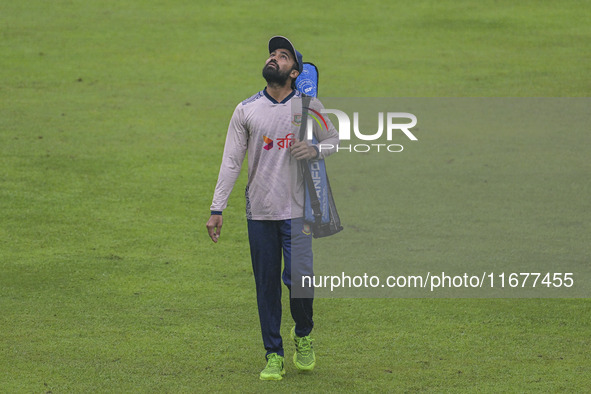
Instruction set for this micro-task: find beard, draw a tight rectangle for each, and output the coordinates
[262,62,291,86]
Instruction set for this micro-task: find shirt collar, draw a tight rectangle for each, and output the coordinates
[263,87,297,104]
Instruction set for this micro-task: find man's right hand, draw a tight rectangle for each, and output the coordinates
[206,215,223,243]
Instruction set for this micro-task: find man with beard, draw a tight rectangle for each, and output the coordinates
[206,36,339,380]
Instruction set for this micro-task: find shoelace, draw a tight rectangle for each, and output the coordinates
[267,354,282,368]
[296,336,314,356]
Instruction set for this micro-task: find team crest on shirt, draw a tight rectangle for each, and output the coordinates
[292,114,302,126]
[302,224,312,235]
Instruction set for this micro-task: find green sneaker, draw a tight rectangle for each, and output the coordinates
[291,327,316,371]
[259,353,286,381]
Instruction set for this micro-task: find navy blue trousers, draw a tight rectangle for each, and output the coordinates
[247,218,314,358]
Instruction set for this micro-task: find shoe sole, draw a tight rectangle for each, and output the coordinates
[259,369,286,381]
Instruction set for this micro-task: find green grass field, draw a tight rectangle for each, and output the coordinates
[1,0,590,391]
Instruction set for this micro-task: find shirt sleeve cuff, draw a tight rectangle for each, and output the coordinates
[210,211,223,215]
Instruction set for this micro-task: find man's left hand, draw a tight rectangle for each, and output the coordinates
[290,141,318,160]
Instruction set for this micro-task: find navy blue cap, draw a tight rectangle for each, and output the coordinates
[268,36,303,75]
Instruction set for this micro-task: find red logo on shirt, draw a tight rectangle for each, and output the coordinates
[262,133,297,151]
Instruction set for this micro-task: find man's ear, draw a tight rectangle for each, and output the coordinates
[290,69,300,80]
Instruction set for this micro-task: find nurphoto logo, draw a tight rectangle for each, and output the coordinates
[308,109,418,153]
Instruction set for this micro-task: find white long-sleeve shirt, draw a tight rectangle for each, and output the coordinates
[210,88,339,220]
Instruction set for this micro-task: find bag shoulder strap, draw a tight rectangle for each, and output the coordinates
[298,95,322,224]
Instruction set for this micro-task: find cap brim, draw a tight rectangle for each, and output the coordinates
[269,36,296,58]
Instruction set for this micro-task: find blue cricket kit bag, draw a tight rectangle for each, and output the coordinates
[296,63,343,238]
